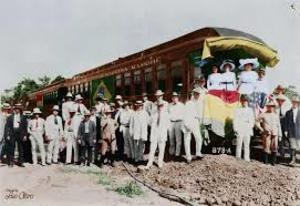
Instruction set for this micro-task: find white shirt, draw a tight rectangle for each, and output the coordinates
[221,72,236,91]
[293,108,299,123]
[45,114,64,139]
[255,77,269,94]
[207,73,223,90]
[233,106,255,136]
[143,100,153,116]
[238,71,258,94]
[84,121,90,133]
[74,103,88,116]
[95,102,104,115]
[150,110,170,142]
[28,118,45,134]
[152,100,169,114]
[0,113,7,141]
[62,101,74,121]
[13,114,20,129]
[168,102,185,121]
[129,110,150,141]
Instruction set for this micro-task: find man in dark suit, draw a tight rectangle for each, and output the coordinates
[4,104,28,167]
[77,111,96,166]
[90,106,101,164]
[284,96,300,164]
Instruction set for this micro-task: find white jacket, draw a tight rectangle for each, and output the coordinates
[73,103,88,116]
[64,116,76,139]
[129,110,150,141]
[62,101,74,121]
[183,98,204,131]
[0,113,7,141]
[45,115,63,140]
[28,118,45,136]
[150,111,170,143]
[233,106,255,136]
[120,109,134,133]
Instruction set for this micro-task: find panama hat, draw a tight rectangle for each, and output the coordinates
[291,96,300,103]
[239,58,259,70]
[2,103,10,110]
[142,92,148,97]
[115,95,122,100]
[14,103,23,110]
[33,108,42,114]
[135,100,144,106]
[84,110,91,116]
[23,111,32,116]
[75,94,83,101]
[123,100,129,106]
[220,59,236,71]
[154,90,164,96]
[104,108,114,114]
[265,100,277,107]
[275,94,286,101]
[192,87,202,94]
[172,92,179,96]
[65,92,73,98]
[52,105,60,111]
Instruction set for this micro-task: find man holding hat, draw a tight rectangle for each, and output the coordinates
[64,106,79,164]
[77,110,96,166]
[0,103,11,163]
[146,100,171,169]
[28,108,46,166]
[130,100,150,165]
[233,95,255,162]
[220,59,237,91]
[99,108,118,167]
[62,92,74,122]
[45,105,64,164]
[168,92,185,157]
[284,96,300,164]
[182,87,204,163]
[256,100,282,165]
[4,103,28,167]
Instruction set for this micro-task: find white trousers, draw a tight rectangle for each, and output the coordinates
[29,132,46,165]
[123,128,134,158]
[65,132,79,163]
[147,140,166,168]
[236,134,251,162]
[184,125,203,161]
[47,137,60,163]
[168,121,183,156]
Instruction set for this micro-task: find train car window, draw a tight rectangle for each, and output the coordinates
[144,67,153,94]
[171,61,183,93]
[115,74,122,95]
[157,64,166,91]
[134,70,142,95]
[124,72,131,96]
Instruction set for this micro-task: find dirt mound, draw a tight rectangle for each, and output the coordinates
[132,155,300,206]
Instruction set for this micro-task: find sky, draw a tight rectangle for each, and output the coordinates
[0,0,299,93]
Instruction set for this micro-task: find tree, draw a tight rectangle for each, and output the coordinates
[51,75,65,84]
[13,78,40,101]
[38,75,51,87]
[285,85,299,100]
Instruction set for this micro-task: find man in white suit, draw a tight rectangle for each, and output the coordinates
[62,92,74,122]
[28,108,46,166]
[146,101,170,169]
[45,105,64,164]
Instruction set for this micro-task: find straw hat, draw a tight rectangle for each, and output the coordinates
[65,92,73,98]
[52,105,60,111]
[2,103,10,110]
[14,103,23,110]
[135,100,144,106]
[172,92,179,96]
[265,100,277,107]
[192,87,202,94]
[33,108,42,114]
[275,94,286,101]
[84,110,91,116]
[291,96,300,103]
[75,94,83,101]
[239,58,259,70]
[115,95,122,100]
[220,59,235,71]
[154,90,164,96]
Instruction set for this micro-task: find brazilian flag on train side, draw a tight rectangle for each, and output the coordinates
[91,76,115,105]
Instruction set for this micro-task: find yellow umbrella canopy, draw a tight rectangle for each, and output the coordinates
[202,36,279,68]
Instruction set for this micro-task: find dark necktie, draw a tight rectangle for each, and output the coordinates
[157,111,161,126]
[54,116,58,125]
[78,105,81,113]
[280,107,283,117]
[35,119,39,128]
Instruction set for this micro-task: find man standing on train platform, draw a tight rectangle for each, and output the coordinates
[94,93,104,116]
[275,94,289,158]
[182,88,204,163]
[64,107,79,165]
[152,90,169,114]
[23,110,33,163]
[233,95,255,162]
[168,92,185,158]
[4,103,28,167]
[62,92,74,122]
[142,92,153,116]
[77,110,97,166]
[130,100,150,165]
[120,101,134,161]
[284,96,300,165]
[0,103,11,164]
[114,96,124,160]
[28,108,46,166]
[74,94,88,116]
[90,106,101,164]
[45,105,64,164]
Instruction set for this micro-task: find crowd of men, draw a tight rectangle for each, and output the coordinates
[0,57,299,169]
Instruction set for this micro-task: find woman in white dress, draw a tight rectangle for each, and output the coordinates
[237,58,259,95]
[220,59,237,91]
[207,64,223,91]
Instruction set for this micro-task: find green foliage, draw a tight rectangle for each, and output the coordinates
[51,75,65,84]
[284,85,299,100]
[38,75,51,87]
[113,181,144,198]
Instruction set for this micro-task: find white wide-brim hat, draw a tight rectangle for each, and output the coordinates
[115,95,122,100]
[52,105,60,111]
[75,94,83,101]
[275,94,287,101]
[84,110,91,116]
[66,92,73,98]
[292,96,300,103]
[135,100,144,106]
[154,90,164,96]
[192,87,202,94]
[220,60,236,71]
[239,58,259,70]
[33,108,42,114]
